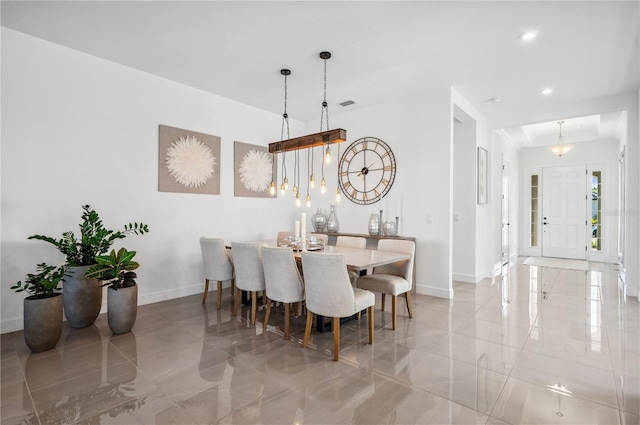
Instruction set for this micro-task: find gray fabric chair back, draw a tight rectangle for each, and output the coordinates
[301,252,356,317]
[200,237,233,281]
[277,231,294,242]
[262,246,304,303]
[373,239,415,288]
[230,242,265,292]
[336,236,367,249]
[309,233,329,246]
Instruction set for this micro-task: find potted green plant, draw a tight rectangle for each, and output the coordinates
[86,248,139,334]
[28,205,149,328]
[11,263,66,352]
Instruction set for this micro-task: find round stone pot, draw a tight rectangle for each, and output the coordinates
[107,285,137,335]
[63,265,102,328]
[24,293,63,352]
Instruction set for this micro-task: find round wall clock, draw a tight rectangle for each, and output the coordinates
[338,137,396,205]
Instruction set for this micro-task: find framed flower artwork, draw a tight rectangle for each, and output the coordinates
[234,141,276,198]
[158,125,220,195]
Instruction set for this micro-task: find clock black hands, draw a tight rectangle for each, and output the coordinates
[357,161,378,177]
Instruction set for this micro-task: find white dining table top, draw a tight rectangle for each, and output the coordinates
[257,240,410,272]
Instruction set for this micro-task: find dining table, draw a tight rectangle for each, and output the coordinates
[232,240,411,332]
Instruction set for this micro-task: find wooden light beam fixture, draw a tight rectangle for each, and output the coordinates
[268,129,346,153]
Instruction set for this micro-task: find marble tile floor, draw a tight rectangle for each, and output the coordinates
[1,260,639,424]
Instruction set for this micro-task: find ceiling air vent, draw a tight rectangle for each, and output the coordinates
[339,100,355,107]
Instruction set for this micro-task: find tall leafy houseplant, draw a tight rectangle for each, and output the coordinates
[28,205,149,328]
[11,263,66,352]
[28,205,149,266]
[86,248,140,334]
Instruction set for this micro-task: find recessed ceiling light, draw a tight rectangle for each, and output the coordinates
[489,97,502,103]
[339,100,355,107]
[540,88,554,95]
[520,31,537,41]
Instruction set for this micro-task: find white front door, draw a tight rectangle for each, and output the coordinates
[542,165,587,260]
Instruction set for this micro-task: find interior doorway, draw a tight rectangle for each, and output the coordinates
[541,165,587,260]
[501,160,510,265]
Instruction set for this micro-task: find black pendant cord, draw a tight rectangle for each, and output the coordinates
[280,69,291,190]
[319,52,331,184]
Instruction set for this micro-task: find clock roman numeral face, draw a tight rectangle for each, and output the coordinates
[337,137,396,205]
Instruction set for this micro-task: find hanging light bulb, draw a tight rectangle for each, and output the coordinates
[295,192,301,207]
[283,176,289,190]
[269,181,276,195]
[325,145,332,164]
[309,145,316,188]
[335,187,341,203]
[280,182,286,196]
[320,178,326,194]
[306,193,311,207]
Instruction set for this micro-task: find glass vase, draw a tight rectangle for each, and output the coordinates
[382,220,397,237]
[368,213,380,236]
[311,208,327,232]
[326,205,339,233]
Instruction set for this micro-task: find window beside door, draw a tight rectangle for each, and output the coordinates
[591,171,602,252]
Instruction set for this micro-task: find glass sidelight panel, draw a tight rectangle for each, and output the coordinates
[591,171,602,251]
[530,175,539,247]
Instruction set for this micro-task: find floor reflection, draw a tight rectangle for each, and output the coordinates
[2,260,637,424]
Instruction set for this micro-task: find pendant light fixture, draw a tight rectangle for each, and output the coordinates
[549,120,572,157]
[268,52,346,156]
[279,69,291,195]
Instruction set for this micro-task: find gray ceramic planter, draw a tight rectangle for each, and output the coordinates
[107,285,137,334]
[24,293,63,352]
[64,265,102,328]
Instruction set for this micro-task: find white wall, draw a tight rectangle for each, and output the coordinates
[1,29,307,332]
[452,108,477,283]
[451,91,493,281]
[305,88,455,299]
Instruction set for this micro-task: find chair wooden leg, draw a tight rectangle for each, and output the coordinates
[381,294,386,312]
[232,288,241,316]
[303,310,313,348]
[368,306,374,344]
[263,297,271,330]
[405,291,414,318]
[202,279,209,304]
[217,281,223,310]
[263,291,267,307]
[333,317,340,361]
[231,279,235,299]
[284,303,290,340]
[251,291,257,324]
[391,295,397,330]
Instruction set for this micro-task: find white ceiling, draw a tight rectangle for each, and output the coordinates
[2,1,638,147]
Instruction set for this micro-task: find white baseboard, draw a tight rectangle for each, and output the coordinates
[416,283,453,299]
[452,273,477,284]
[1,281,218,334]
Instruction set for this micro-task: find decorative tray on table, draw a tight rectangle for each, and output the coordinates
[277,238,324,251]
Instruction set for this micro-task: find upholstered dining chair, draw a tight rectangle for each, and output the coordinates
[199,237,234,309]
[336,236,367,249]
[230,242,265,324]
[276,231,294,244]
[261,246,305,340]
[309,233,329,246]
[301,251,375,361]
[336,236,367,284]
[356,239,415,330]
